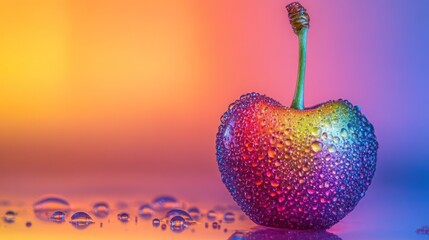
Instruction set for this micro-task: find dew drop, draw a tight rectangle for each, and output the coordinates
[139,204,154,219]
[223,212,236,223]
[311,141,323,152]
[310,127,320,136]
[70,212,94,229]
[33,196,70,221]
[49,211,66,223]
[321,132,328,140]
[268,149,276,158]
[341,128,349,139]
[4,210,16,223]
[270,180,279,187]
[328,146,336,153]
[117,212,130,223]
[26,221,32,227]
[92,202,109,218]
[307,189,315,194]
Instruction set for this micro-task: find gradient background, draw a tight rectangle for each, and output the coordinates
[1,0,428,210]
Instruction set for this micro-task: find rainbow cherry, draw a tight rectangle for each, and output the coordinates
[216,2,378,229]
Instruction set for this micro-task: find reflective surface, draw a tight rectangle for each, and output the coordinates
[0,181,428,240]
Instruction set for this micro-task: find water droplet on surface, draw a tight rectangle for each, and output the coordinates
[26,221,32,227]
[165,209,193,223]
[161,223,167,230]
[328,146,336,153]
[311,141,323,152]
[187,207,201,220]
[170,216,186,233]
[49,211,66,223]
[207,210,217,221]
[223,212,235,223]
[117,212,130,223]
[69,212,94,229]
[4,210,16,223]
[152,218,161,227]
[152,196,179,211]
[138,204,154,219]
[307,189,315,194]
[92,202,109,218]
[33,196,70,221]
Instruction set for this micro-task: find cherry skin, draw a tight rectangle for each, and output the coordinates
[215,2,378,229]
[216,93,377,229]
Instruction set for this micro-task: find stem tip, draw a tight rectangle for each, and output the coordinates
[286,2,310,34]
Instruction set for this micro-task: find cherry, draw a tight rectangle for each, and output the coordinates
[216,2,378,229]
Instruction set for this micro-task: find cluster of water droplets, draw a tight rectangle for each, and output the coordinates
[2,195,246,233]
[216,92,378,229]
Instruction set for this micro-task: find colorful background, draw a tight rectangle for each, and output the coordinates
[1,1,429,238]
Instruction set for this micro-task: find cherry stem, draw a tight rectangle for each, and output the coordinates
[291,28,308,110]
[287,2,310,110]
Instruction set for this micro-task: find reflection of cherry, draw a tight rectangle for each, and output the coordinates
[227,227,342,240]
[216,2,378,229]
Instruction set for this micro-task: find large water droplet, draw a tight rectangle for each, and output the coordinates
[170,216,186,233]
[152,196,179,211]
[311,141,323,152]
[223,212,236,223]
[139,204,154,219]
[49,211,66,223]
[92,202,109,218]
[4,210,16,223]
[33,196,70,221]
[117,212,130,223]
[69,212,94,229]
